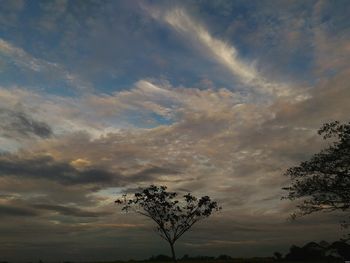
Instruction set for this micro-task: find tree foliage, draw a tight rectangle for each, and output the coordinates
[115,185,221,262]
[283,121,350,221]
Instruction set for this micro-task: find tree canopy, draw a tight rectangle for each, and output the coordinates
[283,121,350,223]
[115,185,221,262]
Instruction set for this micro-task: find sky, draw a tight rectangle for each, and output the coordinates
[0,0,350,261]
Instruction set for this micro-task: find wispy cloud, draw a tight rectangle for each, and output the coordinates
[148,8,299,98]
[0,39,92,91]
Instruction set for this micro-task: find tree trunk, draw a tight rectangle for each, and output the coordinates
[169,242,176,263]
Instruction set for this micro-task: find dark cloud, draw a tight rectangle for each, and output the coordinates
[269,69,350,128]
[0,204,38,217]
[0,154,180,186]
[0,108,53,139]
[0,154,117,185]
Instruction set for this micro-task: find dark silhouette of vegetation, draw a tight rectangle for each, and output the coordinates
[273,252,282,261]
[148,254,232,262]
[3,247,348,263]
[283,121,350,225]
[115,185,221,263]
[216,255,232,261]
[148,254,172,261]
[284,240,350,261]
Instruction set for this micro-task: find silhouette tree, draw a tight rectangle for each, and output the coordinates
[115,185,221,263]
[283,121,350,224]
[273,251,283,261]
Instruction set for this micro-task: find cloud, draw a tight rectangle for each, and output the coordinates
[0,4,349,253]
[1,69,348,207]
[0,151,182,188]
[267,68,350,128]
[32,204,112,217]
[0,87,118,142]
[0,204,38,217]
[0,154,117,185]
[0,198,110,219]
[129,165,181,181]
[148,7,297,98]
[1,1,349,259]
[0,38,92,91]
[0,108,52,139]
[0,0,25,27]
[311,1,350,75]
[0,80,243,140]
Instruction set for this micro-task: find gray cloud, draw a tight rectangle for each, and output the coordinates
[0,204,38,217]
[131,165,181,180]
[0,152,182,187]
[0,154,119,185]
[0,108,52,139]
[32,204,112,217]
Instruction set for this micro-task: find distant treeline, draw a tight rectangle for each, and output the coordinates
[1,240,349,263]
[145,240,350,262]
[148,254,236,261]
